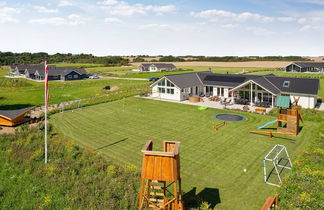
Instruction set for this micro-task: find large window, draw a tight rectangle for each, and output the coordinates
[166,89,174,94]
[158,87,165,93]
[158,79,165,86]
[73,74,78,79]
[263,93,270,102]
[166,80,175,87]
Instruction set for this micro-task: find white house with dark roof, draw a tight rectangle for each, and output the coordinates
[150,72,320,109]
[285,62,324,73]
[138,63,176,72]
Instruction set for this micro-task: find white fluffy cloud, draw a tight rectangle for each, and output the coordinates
[28,14,87,26]
[137,23,175,30]
[0,6,20,23]
[296,10,324,31]
[58,0,75,7]
[191,9,297,23]
[104,17,122,23]
[34,6,59,13]
[97,0,176,16]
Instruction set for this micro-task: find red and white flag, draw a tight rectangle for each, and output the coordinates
[45,61,49,108]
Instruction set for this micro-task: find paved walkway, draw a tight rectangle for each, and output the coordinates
[317,103,324,111]
[140,96,273,113]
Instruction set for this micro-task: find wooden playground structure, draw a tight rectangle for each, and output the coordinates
[251,97,304,138]
[138,141,184,210]
[211,121,228,131]
[261,193,279,210]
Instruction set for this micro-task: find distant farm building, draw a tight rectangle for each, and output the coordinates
[285,62,324,73]
[9,64,87,81]
[138,63,176,72]
[0,107,34,126]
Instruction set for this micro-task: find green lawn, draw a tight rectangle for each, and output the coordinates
[0,77,149,109]
[84,66,275,78]
[52,63,104,68]
[50,98,319,209]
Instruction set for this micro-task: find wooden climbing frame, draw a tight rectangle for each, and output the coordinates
[138,141,184,210]
[261,193,279,210]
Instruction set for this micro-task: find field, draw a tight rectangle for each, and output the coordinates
[50,98,320,209]
[0,71,149,109]
[52,63,104,68]
[84,66,275,78]
[131,61,292,68]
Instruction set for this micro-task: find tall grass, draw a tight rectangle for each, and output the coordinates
[0,125,140,209]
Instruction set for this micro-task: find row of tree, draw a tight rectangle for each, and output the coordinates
[157,55,310,62]
[0,51,311,66]
[0,52,129,66]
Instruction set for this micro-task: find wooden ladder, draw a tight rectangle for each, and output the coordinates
[140,180,183,210]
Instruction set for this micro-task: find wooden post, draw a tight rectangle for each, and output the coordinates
[138,178,145,210]
[138,141,183,210]
[173,182,178,210]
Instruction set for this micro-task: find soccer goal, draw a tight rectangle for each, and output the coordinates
[263,144,292,187]
[60,100,82,113]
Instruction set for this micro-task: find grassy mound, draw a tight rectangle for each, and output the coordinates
[0,125,139,209]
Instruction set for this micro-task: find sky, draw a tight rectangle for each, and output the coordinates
[0,0,324,56]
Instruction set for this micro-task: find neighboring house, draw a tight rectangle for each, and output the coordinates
[285,62,324,73]
[9,64,32,76]
[138,63,176,72]
[150,72,320,109]
[9,64,87,81]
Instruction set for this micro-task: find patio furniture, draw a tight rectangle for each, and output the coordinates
[255,107,266,114]
[188,97,201,102]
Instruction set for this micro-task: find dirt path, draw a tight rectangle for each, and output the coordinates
[0,126,15,134]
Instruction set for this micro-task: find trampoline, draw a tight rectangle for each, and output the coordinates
[215,114,245,122]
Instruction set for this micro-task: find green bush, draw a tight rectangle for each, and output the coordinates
[278,136,324,209]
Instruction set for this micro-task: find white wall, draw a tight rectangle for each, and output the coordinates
[149,66,159,72]
[151,85,181,101]
[289,95,317,109]
[212,87,229,98]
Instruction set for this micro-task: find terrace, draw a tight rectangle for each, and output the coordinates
[141,95,273,114]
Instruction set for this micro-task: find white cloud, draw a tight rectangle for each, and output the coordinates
[104,17,122,23]
[298,0,324,5]
[0,6,20,24]
[34,6,59,13]
[191,9,297,24]
[98,0,119,5]
[296,11,324,31]
[58,0,75,7]
[97,0,176,16]
[220,24,239,29]
[137,23,175,30]
[28,14,87,26]
[145,5,176,15]
[191,10,274,23]
[277,17,296,22]
[0,7,21,14]
[245,26,275,35]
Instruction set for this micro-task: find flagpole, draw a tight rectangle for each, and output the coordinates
[44,60,48,164]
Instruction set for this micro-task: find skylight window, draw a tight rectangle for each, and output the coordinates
[283,81,290,88]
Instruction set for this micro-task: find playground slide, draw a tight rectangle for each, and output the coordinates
[258,120,278,129]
